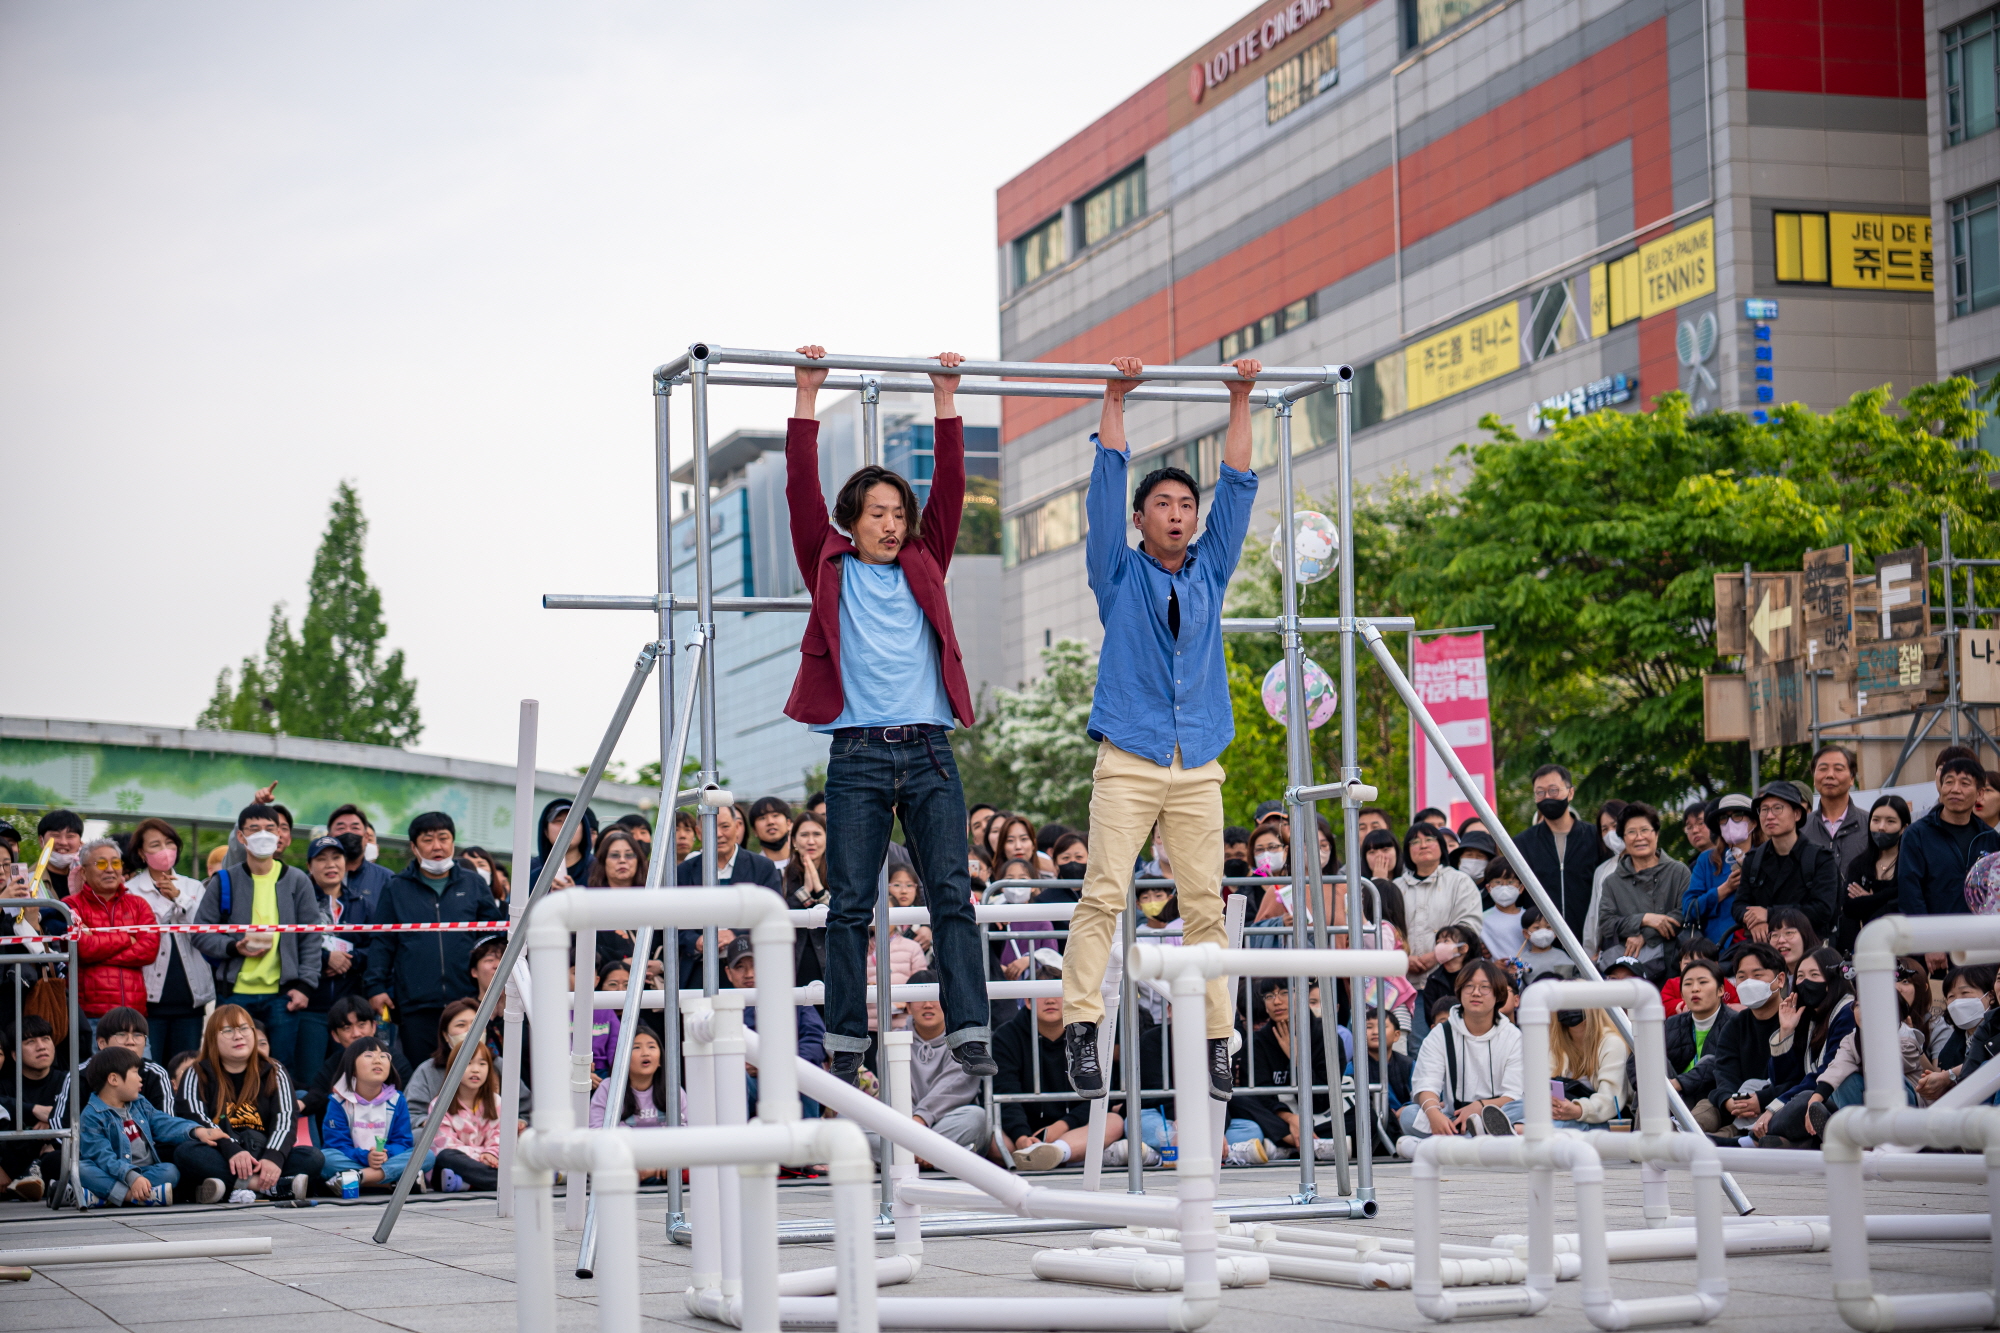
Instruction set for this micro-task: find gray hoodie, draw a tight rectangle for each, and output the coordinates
[910,1028,980,1126]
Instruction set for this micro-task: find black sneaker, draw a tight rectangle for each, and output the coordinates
[1207,1038,1234,1102]
[950,1041,999,1079]
[1065,1022,1106,1099]
[830,1050,865,1086]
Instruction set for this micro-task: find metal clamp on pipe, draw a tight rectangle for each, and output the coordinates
[1286,779,1379,807]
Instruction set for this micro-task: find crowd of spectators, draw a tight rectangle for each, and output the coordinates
[4,736,1998,1209]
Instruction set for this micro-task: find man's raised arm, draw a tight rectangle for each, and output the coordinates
[787,345,833,582]
[1220,357,1262,473]
[793,344,829,420]
[1096,356,1144,454]
[921,352,968,563]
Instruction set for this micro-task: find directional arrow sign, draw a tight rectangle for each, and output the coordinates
[1749,587,1794,657]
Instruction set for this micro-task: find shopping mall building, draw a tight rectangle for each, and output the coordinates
[993,0,1977,688]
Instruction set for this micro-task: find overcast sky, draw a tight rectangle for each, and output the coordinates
[2,1,1224,779]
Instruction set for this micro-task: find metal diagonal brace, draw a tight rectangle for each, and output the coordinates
[373,639,665,1244]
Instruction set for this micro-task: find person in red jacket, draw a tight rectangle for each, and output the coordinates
[69,839,159,1042]
[784,345,994,1087]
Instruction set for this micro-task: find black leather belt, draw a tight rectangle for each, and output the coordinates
[833,724,948,742]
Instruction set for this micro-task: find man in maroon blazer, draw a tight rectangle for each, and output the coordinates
[785,345,996,1085]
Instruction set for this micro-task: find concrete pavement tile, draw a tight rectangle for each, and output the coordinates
[288,1269,516,1309]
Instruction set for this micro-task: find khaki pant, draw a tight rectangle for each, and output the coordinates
[1062,741,1233,1039]
[1689,1098,1731,1135]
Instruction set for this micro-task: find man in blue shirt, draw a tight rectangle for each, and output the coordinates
[784,346,996,1086]
[1062,354,1263,1103]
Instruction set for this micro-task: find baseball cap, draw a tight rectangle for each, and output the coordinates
[306,835,348,861]
[721,935,755,968]
[1253,800,1286,823]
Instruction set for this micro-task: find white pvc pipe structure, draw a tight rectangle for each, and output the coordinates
[0,1237,273,1266]
[1410,977,1728,1327]
[516,886,886,1333]
[1825,913,2000,1332]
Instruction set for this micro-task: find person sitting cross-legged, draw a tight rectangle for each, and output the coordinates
[866,969,998,1167]
[1398,960,1524,1139]
[75,1047,229,1208]
[995,991,1123,1171]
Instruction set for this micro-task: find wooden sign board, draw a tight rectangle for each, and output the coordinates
[1703,673,1749,742]
[1964,628,2000,703]
[1876,545,1930,641]
[1802,543,1855,670]
[1748,658,1809,749]
[1713,571,1802,667]
[1854,635,1944,702]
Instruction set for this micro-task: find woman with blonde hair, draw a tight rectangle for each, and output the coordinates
[1546,1005,1630,1128]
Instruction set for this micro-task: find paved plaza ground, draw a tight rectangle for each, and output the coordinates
[0,1159,1988,1331]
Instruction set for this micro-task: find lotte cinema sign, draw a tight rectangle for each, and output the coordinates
[1412,632,1497,830]
[1191,0,1334,102]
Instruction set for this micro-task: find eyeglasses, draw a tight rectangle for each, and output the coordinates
[89,858,123,870]
[1459,983,1495,996]
[217,1024,255,1037]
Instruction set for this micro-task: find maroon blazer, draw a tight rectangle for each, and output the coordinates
[783,415,975,728]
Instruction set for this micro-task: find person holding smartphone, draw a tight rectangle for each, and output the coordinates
[1696,942,1791,1136]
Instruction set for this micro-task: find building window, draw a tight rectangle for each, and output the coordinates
[1080,163,1146,250]
[1524,280,1583,360]
[1965,361,2000,455]
[1013,213,1065,288]
[1774,211,1831,283]
[1266,31,1339,124]
[1953,187,2000,316]
[1219,295,1316,362]
[1002,489,1085,568]
[1405,0,1495,47]
[1948,9,2000,145]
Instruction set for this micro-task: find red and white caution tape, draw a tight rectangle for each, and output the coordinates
[3,920,512,946]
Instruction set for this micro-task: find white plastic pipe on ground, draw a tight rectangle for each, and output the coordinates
[1033,1247,1268,1290]
[0,1238,273,1266]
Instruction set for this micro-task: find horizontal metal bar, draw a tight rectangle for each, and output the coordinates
[701,345,1354,385]
[1223,616,1419,633]
[704,367,1289,407]
[543,594,812,614]
[651,353,691,384]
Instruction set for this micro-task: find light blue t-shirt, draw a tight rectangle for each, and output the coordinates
[814,555,954,732]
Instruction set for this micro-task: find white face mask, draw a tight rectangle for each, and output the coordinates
[1489,885,1520,907]
[1459,856,1487,880]
[474,867,492,886]
[1734,978,1774,1009]
[1001,884,1033,904]
[1527,928,1555,949]
[1720,818,1751,848]
[1949,996,1989,1030]
[1603,831,1626,854]
[1254,850,1284,875]
[363,841,380,862]
[1433,940,1461,961]
[46,850,78,870]
[418,856,455,876]
[242,831,281,859]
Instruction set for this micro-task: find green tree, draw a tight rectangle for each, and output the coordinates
[198,483,422,746]
[970,639,1099,828]
[1394,382,1999,825]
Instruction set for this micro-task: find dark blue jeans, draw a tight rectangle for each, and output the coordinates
[823,728,990,1053]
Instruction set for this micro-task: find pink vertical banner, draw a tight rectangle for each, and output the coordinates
[1412,632,1496,830]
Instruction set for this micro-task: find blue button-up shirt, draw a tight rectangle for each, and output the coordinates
[1084,433,1257,770]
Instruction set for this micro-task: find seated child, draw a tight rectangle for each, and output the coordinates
[77,1047,227,1207]
[429,1037,502,1192]
[321,1037,432,1191]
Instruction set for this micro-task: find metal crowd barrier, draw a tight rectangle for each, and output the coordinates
[0,899,82,1208]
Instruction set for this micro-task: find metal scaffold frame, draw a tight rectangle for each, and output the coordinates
[372,339,1752,1251]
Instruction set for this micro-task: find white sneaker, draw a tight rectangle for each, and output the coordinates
[1224,1138,1270,1166]
[227,1189,256,1204]
[1313,1138,1347,1162]
[1012,1142,1064,1172]
[1101,1140,1163,1168]
[198,1178,228,1204]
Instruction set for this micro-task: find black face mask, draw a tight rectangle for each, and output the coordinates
[969,875,987,897]
[1223,858,1251,880]
[1537,798,1570,821]
[1871,829,1903,850]
[1557,1010,1586,1029]
[1791,978,1828,1010]
[1057,862,1085,881]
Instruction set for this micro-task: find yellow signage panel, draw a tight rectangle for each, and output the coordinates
[1588,263,1608,339]
[1405,306,1519,410]
[1637,216,1716,319]
[1829,212,1933,291]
